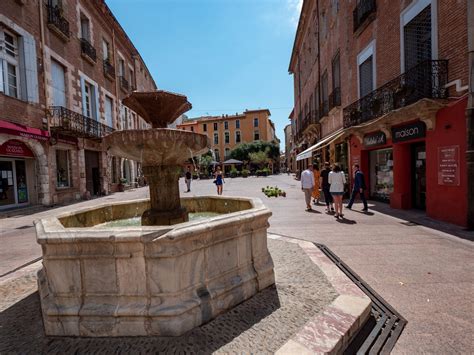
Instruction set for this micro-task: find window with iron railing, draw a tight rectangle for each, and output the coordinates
[80,38,96,62]
[46,1,70,39]
[343,60,448,128]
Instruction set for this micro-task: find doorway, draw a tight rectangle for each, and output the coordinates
[85,150,100,196]
[412,143,426,210]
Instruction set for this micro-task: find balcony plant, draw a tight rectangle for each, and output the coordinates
[118,177,127,192]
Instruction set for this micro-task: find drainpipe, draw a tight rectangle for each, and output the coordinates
[467,0,474,230]
[38,1,50,131]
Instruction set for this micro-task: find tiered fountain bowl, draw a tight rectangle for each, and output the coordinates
[36,90,275,337]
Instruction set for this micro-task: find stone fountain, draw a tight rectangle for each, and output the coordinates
[36,90,275,337]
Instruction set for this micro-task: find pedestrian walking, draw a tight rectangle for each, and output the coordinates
[184,167,192,192]
[301,165,315,211]
[320,162,334,212]
[346,164,369,211]
[214,166,224,195]
[328,164,346,218]
[312,164,321,204]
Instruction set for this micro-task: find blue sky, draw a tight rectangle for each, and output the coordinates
[107,0,302,149]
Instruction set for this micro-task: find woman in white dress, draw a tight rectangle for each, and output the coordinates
[328,164,346,218]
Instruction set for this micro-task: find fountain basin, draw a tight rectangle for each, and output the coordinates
[35,196,275,337]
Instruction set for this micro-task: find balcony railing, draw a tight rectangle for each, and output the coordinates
[329,87,341,110]
[103,59,115,79]
[343,60,448,128]
[119,76,129,91]
[294,110,320,142]
[353,0,376,33]
[49,106,114,139]
[46,4,70,39]
[80,38,97,62]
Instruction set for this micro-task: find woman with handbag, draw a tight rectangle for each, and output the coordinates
[328,164,346,218]
[214,166,224,195]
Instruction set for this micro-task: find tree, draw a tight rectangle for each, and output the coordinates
[230,141,280,164]
[249,150,269,169]
[198,151,213,172]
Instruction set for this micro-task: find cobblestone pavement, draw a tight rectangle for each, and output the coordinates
[1,175,473,353]
[0,239,337,354]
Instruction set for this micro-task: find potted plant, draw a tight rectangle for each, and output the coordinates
[118,178,127,192]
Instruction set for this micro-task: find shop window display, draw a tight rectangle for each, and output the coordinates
[56,150,71,188]
[369,148,393,202]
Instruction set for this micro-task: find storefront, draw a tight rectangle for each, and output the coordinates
[348,97,468,227]
[0,140,35,209]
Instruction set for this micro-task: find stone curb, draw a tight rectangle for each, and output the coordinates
[269,234,372,355]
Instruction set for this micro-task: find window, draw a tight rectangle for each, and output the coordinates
[225,148,230,158]
[203,123,207,132]
[225,131,230,144]
[236,119,240,129]
[214,132,218,144]
[56,150,71,187]
[80,15,90,41]
[332,52,341,90]
[253,118,259,127]
[129,68,135,88]
[0,30,20,98]
[102,39,111,61]
[123,106,128,128]
[118,58,125,76]
[254,130,260,141]
[191,126,194,132]
[213,122,218,131]
[214,149,220,161]
[105,96,113,128]
[321,70,329,115]
[235,131,241,143]
[224,121,229,130]
[82,80,97,119]
[51,59,66,107]
[403,4,432,71]
[357,40,376,98]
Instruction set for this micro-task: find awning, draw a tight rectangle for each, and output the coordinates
[296,128,345,161]
[223,159,243,165]
[0,119,49,141]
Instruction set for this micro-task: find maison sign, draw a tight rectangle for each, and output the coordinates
[363,131,386,147]
[392,121,426,143]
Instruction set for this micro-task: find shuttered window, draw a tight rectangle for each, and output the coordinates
[359,56,373,98]
[105,96,114,127]
[51,59,66,107]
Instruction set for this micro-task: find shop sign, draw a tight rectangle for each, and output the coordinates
[438,145,460,186]
[363,131,386,147]
[0,140,34,157]
[392,121,426,143]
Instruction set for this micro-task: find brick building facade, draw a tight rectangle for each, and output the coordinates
[0,0,156,209]
[177,109,278,163]
[290,0,470,226]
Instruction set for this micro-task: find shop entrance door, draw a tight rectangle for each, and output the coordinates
[412,143,426,209]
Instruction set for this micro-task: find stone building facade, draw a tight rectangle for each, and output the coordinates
[289,0,470,226]
[176,109,278,163]
[0,0,156,209]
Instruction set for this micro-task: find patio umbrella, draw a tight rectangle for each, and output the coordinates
[223,159,243,165]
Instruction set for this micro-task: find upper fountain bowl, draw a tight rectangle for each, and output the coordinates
[122,90,192,128]
[103,129,209,165]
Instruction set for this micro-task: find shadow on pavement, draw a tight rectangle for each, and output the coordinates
[0,289,281,354]
[336,217,357,224]
[366,200,474,242]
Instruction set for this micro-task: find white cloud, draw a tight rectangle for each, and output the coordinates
[287,0,303,27]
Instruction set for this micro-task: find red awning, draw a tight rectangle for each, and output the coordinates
[0,119,49,141]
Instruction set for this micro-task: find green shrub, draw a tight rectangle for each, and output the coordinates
[242,169,250,178]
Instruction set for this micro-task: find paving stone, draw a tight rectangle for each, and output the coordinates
[0,239,337,354]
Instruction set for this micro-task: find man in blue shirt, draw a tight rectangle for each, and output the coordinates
[346,164,368,211]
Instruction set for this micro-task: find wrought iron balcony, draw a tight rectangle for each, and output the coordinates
[103,60,115,79]
[119,76,129,91]
[294,110,320,142]
[329,87,341,110]
[353,0,376,33]
[46,3,70,39]
[80,38,97,62]
[343,60,448,129]
[49,106,114,140]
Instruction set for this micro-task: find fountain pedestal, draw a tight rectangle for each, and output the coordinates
[142,165,188,225]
